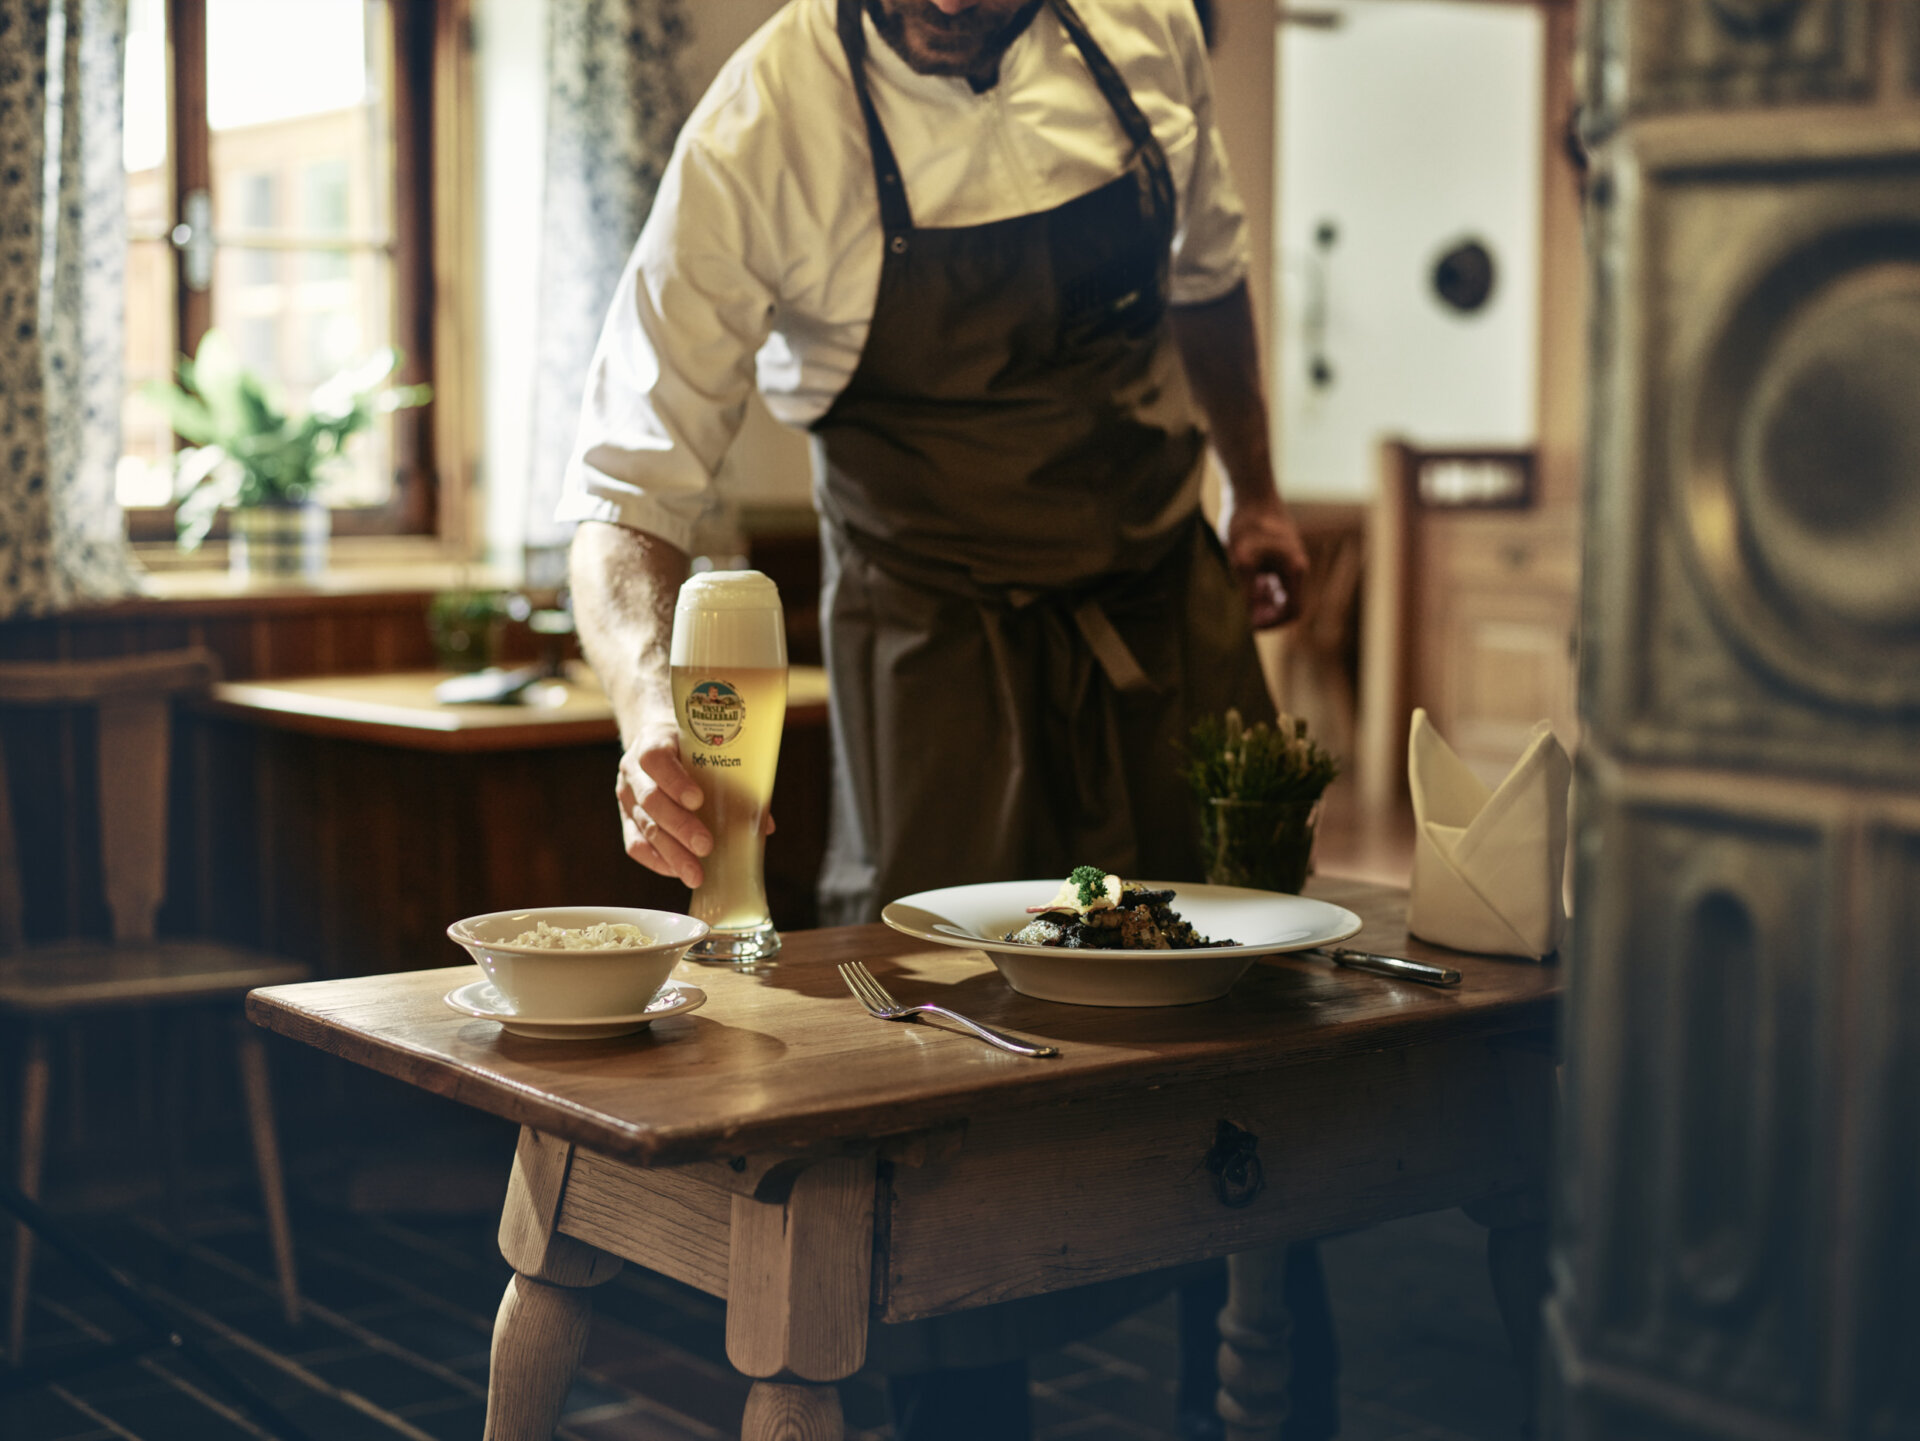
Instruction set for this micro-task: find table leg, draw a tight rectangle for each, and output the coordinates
[1463,1190,1548,1440]
[741,1381,844,1439]
[1216,1244,1291,1441]
[484,1128,623,1441]
[726,1156,876,1441]
[1464,1039,1555,1439]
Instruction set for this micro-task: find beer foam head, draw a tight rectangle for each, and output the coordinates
[671,569,787,667]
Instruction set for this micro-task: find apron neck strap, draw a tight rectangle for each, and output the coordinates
[833,0,1176,235]
[1047,0,1176,225]
[836,0,915,236]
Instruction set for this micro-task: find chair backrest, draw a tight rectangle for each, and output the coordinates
[0,649,220,948]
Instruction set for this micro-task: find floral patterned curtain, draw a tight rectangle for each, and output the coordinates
[523,0,691,575]
[0,0,138,619]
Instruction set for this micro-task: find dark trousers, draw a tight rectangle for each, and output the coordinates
[887,1244,1339,1441]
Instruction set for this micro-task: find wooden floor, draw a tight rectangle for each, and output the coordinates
[3,1188,1522,1441]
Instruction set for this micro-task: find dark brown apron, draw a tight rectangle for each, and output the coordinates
[813,0,1273,925]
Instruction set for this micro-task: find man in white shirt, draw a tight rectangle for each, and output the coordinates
[566,1,1325,1436]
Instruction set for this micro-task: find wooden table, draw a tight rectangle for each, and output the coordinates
[247,877,1558,1440]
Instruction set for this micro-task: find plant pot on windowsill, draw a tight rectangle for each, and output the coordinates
[141,330,430,580]
[230,501,330,581]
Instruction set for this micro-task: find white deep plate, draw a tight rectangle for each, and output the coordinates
[881,880,1364,1008]
[443,976,708,1040]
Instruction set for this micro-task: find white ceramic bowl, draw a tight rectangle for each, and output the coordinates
[446,906,710,1019]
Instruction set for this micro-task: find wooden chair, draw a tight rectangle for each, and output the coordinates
[0,649,306,1363]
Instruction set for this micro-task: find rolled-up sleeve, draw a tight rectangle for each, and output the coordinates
[556,134,780,552]
[1165,4,1248,307]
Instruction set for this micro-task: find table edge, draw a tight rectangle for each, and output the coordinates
[245,977,1558,1169]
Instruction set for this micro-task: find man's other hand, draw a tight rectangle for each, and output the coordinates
[1223,490,1309,629]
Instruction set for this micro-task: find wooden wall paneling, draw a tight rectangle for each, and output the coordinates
[191,715,216,938]
[1,710,68,943]
[267,613,324,680]
[0,621,60,662]
[138,618,198,672]
[64,623,127,661]
[60,709,95,942]
[225,718,268,948]
[264,726,320,967]
[157,705,201,940]
[475,750,556,913]
[434,746,469,973]
[351,740,429,977]
[192,616,260,681]
[329,608,380,673]
[197,711,262,944]
[313,737,347,975]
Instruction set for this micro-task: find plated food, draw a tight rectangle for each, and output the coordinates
[882,878,1363,1007]
[508,919,656,950]
[1004,867,1235,950]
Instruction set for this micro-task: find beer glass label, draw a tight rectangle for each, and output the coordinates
[683,679,746,747]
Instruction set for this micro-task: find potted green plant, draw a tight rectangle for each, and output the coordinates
[426,588,509,672]
[1182,708,1341,895]
[143,330,431,578]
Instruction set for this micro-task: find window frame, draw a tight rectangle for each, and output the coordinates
[127,0,448,549]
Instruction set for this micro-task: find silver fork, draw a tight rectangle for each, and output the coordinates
[837,962,1060,1058]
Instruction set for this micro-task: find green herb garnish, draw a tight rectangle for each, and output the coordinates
[1069,865,1109,907]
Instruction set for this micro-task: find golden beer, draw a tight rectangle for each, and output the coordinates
[670,571,788,962]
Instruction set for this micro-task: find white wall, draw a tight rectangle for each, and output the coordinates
[1275,0,1542,501]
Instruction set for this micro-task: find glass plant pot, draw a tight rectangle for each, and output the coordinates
[427,591,506,673]
[230,502,328,580]
[1201,796,1322,895]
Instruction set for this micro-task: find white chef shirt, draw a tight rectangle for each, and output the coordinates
[558,0,1250,553]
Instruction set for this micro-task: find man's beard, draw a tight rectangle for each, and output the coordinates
[865,0,1045,89]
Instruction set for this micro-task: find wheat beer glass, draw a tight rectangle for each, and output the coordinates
[670,570,788,963]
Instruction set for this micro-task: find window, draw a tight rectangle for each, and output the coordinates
[121,0,439,544]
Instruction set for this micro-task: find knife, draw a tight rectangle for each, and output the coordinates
[1305,946,1462,987]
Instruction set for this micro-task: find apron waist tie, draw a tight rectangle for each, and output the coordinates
[824,512,1184,701]
[1070,598,1158,697]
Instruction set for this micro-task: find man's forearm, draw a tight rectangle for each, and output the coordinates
[569,520,690,748]
[1171,279,1278,504]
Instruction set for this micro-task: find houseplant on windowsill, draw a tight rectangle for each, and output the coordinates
[144,330,431,579]
[1182,708,1342,896]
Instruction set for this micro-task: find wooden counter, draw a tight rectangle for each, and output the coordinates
[205,665,830,753]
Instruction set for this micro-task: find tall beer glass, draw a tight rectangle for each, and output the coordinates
[670,570,788,963]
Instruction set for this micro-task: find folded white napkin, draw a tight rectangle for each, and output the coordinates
[1407,708,1571,959]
